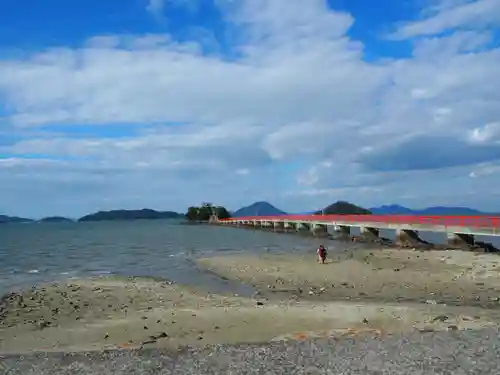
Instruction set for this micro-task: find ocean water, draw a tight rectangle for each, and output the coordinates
[0,220,331,296]
[2,220,500,296]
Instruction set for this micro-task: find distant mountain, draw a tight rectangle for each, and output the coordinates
[39,216,74,223]
[232,202,287,217]
[370,204,488,215]
[315,201,371,215]
[369,205,416,215]
[78,209,183,222]
[0,215,34,224]
[417,206,486,215]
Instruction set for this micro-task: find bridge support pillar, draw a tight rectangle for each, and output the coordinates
[360,226,379,239]
[447,232,475,248]
[396,229,422,246]
[284,222,294,231]
[311,223,329,237]
[332,225,350,238]
[273,221,284,232]
[296,222,310,233]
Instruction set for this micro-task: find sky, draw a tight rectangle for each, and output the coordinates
[0,0,500,218]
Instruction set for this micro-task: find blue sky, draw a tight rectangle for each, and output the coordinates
[0,0,499,218]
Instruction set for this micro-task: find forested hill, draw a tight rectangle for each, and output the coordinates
[78,209,183,222]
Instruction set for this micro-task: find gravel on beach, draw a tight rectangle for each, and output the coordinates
[3,328,500,374]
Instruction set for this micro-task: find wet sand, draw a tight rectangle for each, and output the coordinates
[3,248,500,354]
[197,248,500,307]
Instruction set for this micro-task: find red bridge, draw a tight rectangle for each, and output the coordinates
[219,214,500,246]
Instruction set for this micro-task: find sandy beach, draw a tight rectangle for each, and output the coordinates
[3,247,500,355]
[197,248,500,307]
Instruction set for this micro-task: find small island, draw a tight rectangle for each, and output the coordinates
[315,201,372,215]
[78,209,184,222]
[0,215,34,224]
[39,216,74,223]
[185,203,231,222]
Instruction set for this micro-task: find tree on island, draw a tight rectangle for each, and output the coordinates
[185,203,231,221]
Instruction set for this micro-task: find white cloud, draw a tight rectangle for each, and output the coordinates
[0,0,499,216]
[469,122,500,143]
[392,0,500,39]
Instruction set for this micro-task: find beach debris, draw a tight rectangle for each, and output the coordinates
[432,315,449,322]
[425,300,437,305]
[104,333,109,339]
[143,325,148,330]
[141,338,157,346]
[418,327,435,333]
[256,301,264,306]
[362,318,369,324]
[37,320,51,330]
[447,325,459,331]
[141,316,148,320]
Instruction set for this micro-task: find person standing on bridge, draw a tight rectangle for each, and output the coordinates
[317,245,327,264]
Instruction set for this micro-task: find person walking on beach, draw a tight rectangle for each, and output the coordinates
[317,245,327,264]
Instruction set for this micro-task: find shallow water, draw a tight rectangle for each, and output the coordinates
[0,220,331,295]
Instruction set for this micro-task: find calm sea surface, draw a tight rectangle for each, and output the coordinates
[1,220,499,296]
[0,221,329,296]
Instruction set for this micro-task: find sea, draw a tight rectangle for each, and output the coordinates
[1,220,500,296]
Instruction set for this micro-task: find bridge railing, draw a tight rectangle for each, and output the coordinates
[220,215,500,229]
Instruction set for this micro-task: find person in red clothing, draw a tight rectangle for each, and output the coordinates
[317,245,327,264]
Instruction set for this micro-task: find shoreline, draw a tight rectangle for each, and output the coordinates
[3,246,500,355]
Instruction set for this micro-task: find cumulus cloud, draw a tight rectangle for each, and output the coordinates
[0,0,499,216]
